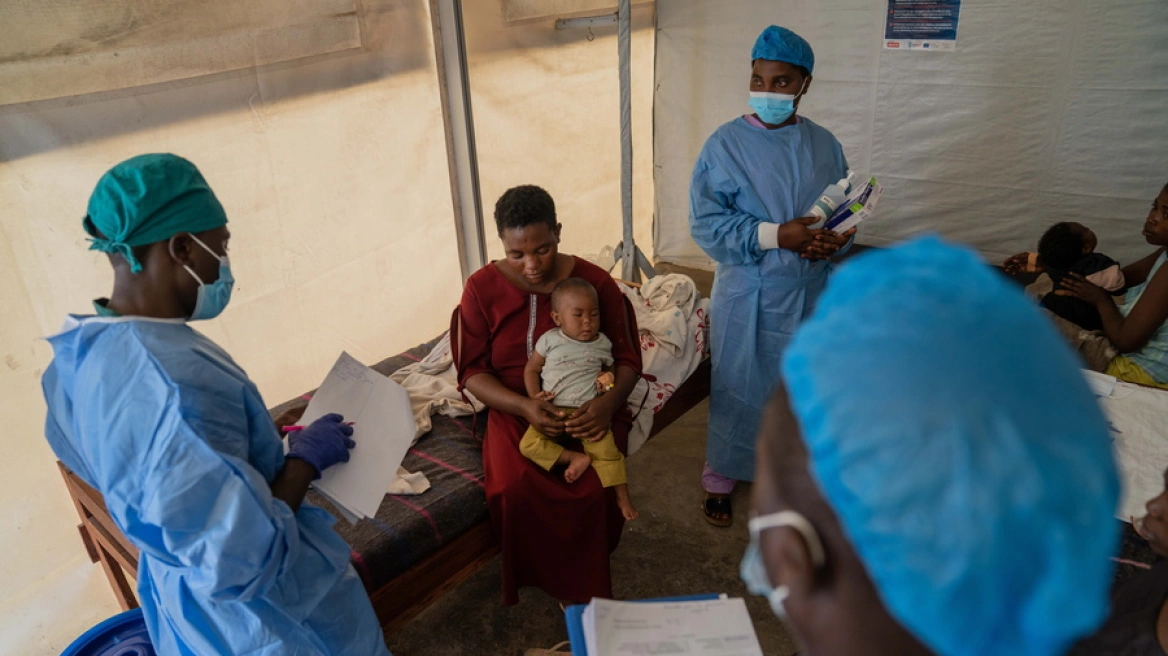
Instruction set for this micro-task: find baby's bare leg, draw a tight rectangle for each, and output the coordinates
[614,483,638,520]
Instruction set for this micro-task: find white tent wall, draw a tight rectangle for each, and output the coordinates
[0,0,658,652]
[654,0,1168,269]
[0,1,458,652]
[463,1,656,265]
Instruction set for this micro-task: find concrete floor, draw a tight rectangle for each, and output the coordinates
[386,399,799,656]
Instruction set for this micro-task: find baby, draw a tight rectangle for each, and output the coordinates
[1005,222,1124,330]
[1038,223,1125,330]
[522,278,637,520]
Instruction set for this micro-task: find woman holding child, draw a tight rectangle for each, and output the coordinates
[1011,183,1168,388]
[453,185,642,605]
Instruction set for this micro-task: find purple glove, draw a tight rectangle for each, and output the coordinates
[286,413,355,478]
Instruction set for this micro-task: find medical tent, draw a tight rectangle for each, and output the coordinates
[2,0,1166,652]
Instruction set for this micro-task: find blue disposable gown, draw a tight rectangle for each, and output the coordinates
[689,116,848,482]
[42,315,389,656]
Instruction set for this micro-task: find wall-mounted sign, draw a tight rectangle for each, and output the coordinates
[884,0,962,51]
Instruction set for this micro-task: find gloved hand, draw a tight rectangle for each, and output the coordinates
[286,413,356,478]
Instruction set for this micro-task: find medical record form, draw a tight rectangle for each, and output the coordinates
[294,352,416,521]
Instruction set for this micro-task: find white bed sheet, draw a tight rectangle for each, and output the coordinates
[1101,379,1168,522]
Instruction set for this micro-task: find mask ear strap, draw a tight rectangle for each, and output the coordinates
[183,264,206,286]
[749,510,826,569]
[767,584,792,621]
[187,232,225,262]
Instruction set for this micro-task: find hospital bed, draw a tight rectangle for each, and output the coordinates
[56,278,713,633]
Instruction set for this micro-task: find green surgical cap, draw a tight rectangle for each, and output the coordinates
[84,154,228,273]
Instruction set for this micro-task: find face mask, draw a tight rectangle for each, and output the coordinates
[748,79,808,126]
[739,510,826,620]
[183,234,234,321]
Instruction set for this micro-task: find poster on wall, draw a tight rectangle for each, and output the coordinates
[883,0,962,51]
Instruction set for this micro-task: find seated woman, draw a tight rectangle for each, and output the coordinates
[452,185,642,605]
[1056,183,1168,388]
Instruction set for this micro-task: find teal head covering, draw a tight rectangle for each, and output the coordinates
[751,25,814,73]
[84,154,228,273]
[781,237,1119,656]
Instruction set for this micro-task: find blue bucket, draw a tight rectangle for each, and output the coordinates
[61,608,154,656]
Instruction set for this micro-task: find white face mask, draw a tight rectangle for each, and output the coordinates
[739,510,826,620]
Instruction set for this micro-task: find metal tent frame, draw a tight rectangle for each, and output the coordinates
[430,0,654,283]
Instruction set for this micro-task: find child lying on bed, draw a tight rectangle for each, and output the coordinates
[1004,222,1125,330]
[522,277,638,520]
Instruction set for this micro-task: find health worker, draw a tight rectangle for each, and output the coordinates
[689,25,853,526]
[41,154,390,655]
[745,238,1120,656]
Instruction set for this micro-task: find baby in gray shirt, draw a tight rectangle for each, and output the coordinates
[522,278,637,520]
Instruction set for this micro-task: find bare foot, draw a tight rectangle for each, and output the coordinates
[563,452,592,483]
[615,484,638,520]
[617,496,639,520]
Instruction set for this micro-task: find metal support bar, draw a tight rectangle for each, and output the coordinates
[615,0,653,281]
[554,1,654,281]
[555,14,617,30]
[430,0,486,281]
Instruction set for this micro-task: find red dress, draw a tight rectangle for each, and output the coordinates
[453,257,642,604]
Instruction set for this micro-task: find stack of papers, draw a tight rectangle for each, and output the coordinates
[581,597,763,656]
[293,352,416,523]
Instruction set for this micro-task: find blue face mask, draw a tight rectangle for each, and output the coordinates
[183,234,234,321]
[740,510,825,620]
[748,80,808,126]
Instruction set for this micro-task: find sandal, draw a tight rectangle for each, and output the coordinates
[702,493,733,527]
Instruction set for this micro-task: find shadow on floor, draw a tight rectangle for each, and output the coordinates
[385,400,798,655]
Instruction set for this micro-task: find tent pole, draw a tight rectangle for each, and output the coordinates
[430,0,486,281]
[616,0,654,282]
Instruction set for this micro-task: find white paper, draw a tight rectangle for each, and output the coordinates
[312,485,362,525]
[1082,369,1118,398]
[585,598,763,656]
[296,352,417,521]
[583,602,598,656]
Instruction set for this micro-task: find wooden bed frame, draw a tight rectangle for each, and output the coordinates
[58,357,710,634]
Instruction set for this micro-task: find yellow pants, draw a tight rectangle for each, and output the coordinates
[1107,356,1168,390]
[519,410,627,487]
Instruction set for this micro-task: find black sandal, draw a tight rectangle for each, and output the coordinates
[702,494,733,527]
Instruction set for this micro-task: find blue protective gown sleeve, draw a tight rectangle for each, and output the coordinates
[689,155,767,266]
[88,355,301,603]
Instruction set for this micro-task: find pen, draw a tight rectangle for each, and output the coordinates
[282,422,355,432]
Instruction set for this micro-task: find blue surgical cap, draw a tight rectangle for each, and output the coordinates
[84,154,228,274]
[782,237,1119,656]
[751,25,814,74]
